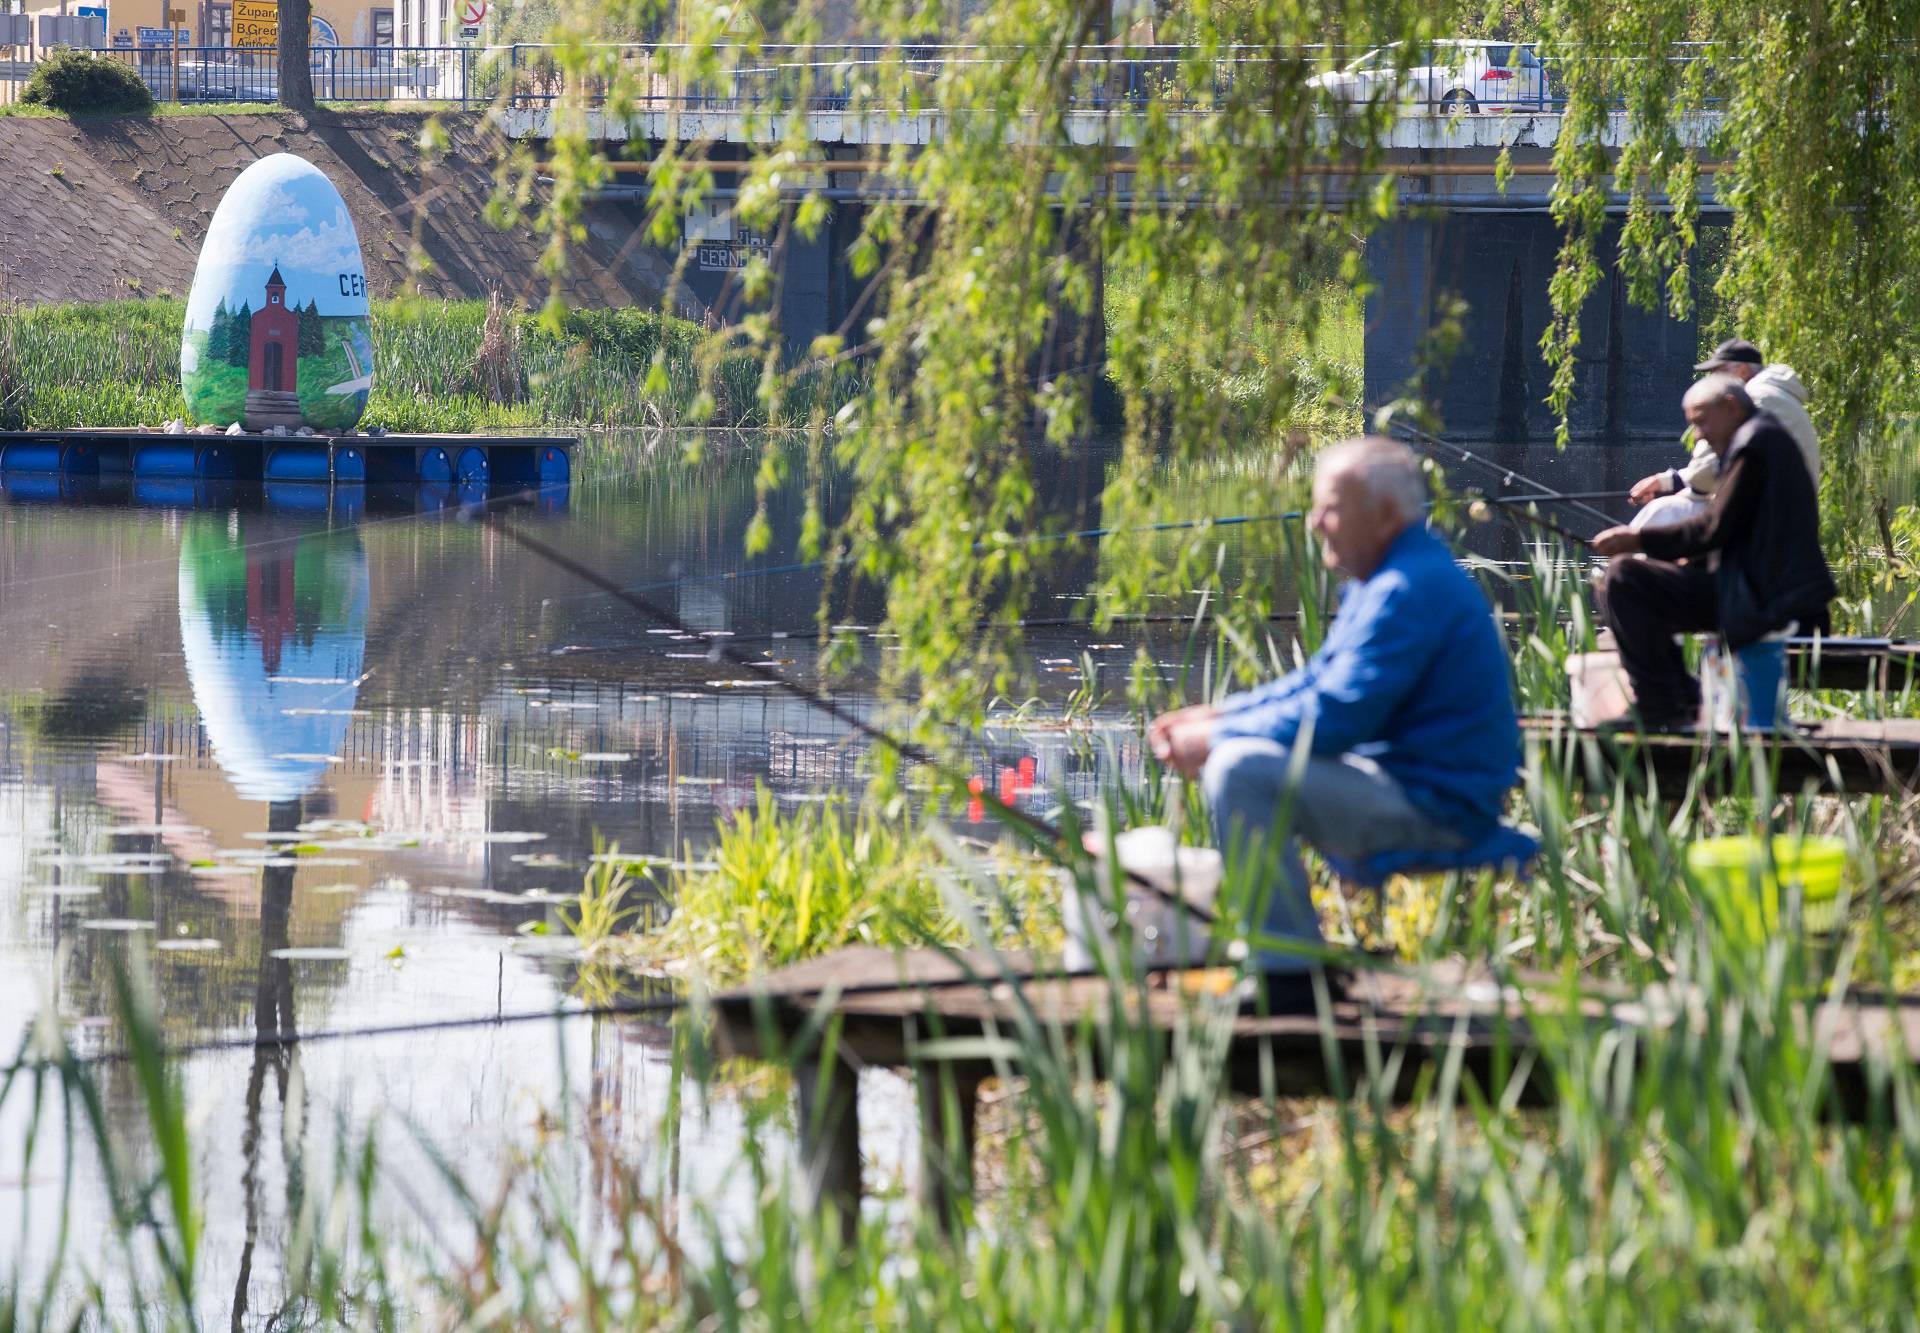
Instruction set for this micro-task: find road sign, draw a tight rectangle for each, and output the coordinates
[233,0,277,48]
[458,23,480,39]
[168,8,186,21]
[73,5,107,18]
[458,0,486,26]
[136,25,187,43]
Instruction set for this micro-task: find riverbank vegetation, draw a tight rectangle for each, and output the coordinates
[0,297,778,431]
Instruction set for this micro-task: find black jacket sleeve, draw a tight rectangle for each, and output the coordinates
[1639,443,1761,560]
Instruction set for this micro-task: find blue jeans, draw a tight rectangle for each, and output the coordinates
[1200,737,1467,972]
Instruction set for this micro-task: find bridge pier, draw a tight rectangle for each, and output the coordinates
[1365,214,1701,444]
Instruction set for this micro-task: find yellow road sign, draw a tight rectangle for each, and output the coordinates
[233,0,277,47]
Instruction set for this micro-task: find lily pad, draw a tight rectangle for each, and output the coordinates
[269,947,352,961]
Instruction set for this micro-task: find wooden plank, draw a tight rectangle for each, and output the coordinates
[1788,639,1920,692]
[1523,716,1920,794]
[710,948,1920,1117]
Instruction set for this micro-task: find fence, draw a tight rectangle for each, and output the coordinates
[95,43,483,104]
[0,41,1716,113]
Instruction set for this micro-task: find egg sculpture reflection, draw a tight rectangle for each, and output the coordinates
[180,153,374,432]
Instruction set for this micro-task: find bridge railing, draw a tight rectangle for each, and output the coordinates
[497,42,1719,114]
[59,40,1717,113]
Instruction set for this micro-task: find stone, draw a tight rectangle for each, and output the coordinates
[180,153,374,433]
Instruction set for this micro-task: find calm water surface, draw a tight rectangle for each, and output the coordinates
[0,431,1662,1320]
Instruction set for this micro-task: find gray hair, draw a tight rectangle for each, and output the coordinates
[1684,373,1754,415]
[1318,436,1428,522]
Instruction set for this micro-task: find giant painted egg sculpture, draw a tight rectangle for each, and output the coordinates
[181,153,374,432]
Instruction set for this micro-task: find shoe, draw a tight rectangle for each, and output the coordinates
[1593,711,1696,736]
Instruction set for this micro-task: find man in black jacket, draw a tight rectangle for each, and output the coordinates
[1591,373,1836,730]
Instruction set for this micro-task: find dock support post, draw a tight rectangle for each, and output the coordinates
[916,1062,984,1234]
[795,1052,862,1245]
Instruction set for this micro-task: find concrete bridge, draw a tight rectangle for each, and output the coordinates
[504,52,1727,442]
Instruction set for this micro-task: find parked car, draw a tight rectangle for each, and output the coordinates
[1309,40,1546,113]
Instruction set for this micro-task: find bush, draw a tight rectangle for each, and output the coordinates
[21,48,154,115]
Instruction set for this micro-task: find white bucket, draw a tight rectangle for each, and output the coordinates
[1065,826,1228,973]
[1567,650,1633,728]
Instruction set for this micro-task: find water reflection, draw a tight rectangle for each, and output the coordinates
[178,515,369,804]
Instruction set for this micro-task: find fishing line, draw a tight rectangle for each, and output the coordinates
[481,510,1221,923]
[1378,415,1623,530]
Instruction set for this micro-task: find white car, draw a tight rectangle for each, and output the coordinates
[1310,40,1546,113]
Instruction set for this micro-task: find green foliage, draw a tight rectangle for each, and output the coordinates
[0,298,841,431]
[20,49,155,115]
[297,298,324,358]
[225,301,252,369]
[612,787,1061,987]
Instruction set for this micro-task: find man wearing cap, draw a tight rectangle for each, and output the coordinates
[1627,339,1819,531]
[1592,374,1835,731]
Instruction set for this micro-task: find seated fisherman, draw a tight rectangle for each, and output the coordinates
[1592,373,1836,731]
[1628,339,1820,532]
[1149,437,1521,970]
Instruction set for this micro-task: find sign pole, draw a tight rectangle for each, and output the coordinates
[169,5,179,103]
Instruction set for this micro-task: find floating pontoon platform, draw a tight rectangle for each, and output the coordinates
[0,428,573,488]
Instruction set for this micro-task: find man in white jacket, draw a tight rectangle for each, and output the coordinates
[1628,339,1819,531]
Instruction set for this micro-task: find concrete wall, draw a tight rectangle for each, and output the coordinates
[1365,213,1699,444]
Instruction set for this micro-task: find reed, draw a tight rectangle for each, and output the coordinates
[0,298,851,432]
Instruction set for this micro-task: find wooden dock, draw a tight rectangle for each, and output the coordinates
[0,427,573,488]
[1788,639,1920,692]
[710,946,1920,1227]
[1524,715,1920,794]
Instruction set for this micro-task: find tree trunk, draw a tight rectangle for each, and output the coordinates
[278,0,314,110]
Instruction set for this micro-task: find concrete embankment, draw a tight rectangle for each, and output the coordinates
[0,109,666,308]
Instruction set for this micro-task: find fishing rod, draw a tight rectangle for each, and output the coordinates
[1471,493,1601,549]
[1376,414,1623,531]
[483,510,1222,924]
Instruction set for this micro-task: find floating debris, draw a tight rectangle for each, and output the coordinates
[675,776,723,786]
[574,752,633,763]
[269,675,354,686]
[117,754,177,763]
[107,823,205,836]
[280,708,368,717]
[27,884,103,898]
[270,947,352,961]
[473,831,549,844]
[82,919,157,932]
[273,753,342,763]
[298,819,374,835]
[306,882,363,895]
[710,680,777,689]
[156,938,223,953]
[38,853,171,872]
[510,853,572,868]
[242,832,306,842]
[189,864,257,878]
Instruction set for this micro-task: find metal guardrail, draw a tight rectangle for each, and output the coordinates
[94,43,482,105]
[5,41,1717,113]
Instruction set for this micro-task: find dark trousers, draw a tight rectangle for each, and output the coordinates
[1600,556,1718,724]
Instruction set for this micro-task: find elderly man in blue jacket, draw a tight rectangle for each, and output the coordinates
[1150,436,1521,968]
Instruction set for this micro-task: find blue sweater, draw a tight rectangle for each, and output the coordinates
[1211,524,1520,835]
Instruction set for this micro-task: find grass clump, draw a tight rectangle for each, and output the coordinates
[608,787,1061,987]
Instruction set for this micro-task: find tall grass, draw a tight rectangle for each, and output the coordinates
[0,298,825,432]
